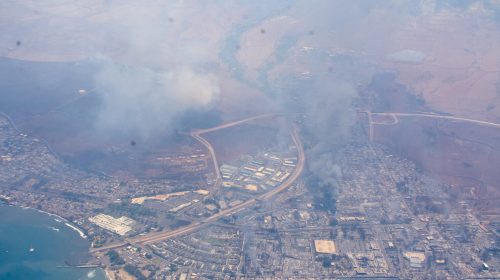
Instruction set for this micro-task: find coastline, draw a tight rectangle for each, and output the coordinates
[4,203,90,251]
[64,222,88,239]
[0,112,89,240]
[23,205,112,279]
[0,202,110,280]
[1,108,109,279]
[24,206,89,239]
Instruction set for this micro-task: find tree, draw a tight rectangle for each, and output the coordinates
[106,250,125,266]
[322,256,332,268]
[124,264,146,280]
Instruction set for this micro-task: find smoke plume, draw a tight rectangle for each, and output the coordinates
[302,76,358,185]
[88,1,221,140]
[93,62,219,139]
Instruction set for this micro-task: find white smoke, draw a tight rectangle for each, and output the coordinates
[89,1,222,140]
[93,62,220,139]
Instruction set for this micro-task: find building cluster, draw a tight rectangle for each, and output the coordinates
[2,114,500,279]
[109,138,500,279]
[220,152,297,193]
[88,214,136,236]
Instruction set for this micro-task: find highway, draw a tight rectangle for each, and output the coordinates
[190,113,283,188]
[90,117,304,253]
[365,110,374,141]
[140,125,304,245]
[371,112,500,129]
[192,113,278,135]
[360,110,500,143]
[191,132,222,184]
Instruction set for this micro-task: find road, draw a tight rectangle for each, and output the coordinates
[192,113,278,135]
[90,118,304,253]
[190,113,283,188]
[360,110,500,142]
[371,112,500,129]
[191,132,222,185]
[365,111,374,141]
[141,125,304,245]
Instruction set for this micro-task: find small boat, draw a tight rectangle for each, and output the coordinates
[29,246,35,253]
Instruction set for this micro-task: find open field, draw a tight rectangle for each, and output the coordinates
[373,116,500,216]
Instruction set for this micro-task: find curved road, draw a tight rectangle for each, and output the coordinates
[191,132,222,184]
[91,118,304,253]
[190,113,283,187]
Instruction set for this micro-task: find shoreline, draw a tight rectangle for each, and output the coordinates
[1,203,110,280]
[0,110,110,278]
[16,204,88,239]
[25,206,88,239]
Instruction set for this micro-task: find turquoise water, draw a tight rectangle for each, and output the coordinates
[0,204,106,280]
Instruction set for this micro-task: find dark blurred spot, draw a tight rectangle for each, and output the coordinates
[328,66,333,72]
[260,29,266,34]
[168,17,174,23]
[130,140,136,147]
[16,40,21,47]
[235,44,241,51]
[309,30,315,36]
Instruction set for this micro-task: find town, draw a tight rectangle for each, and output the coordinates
[1,113,500,280]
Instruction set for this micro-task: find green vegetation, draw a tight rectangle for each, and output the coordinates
[321,256,332,268]
[170,219,191,230]
[168,264,177,272]
[106,250,125,266]
[124,264,146,280]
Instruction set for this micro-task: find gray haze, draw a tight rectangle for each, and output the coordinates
[301,77,358,185]
[1,0,500,175]
[93,61,219,139]
[89,2,221,140]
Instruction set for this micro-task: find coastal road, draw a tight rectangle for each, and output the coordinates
[90,118,304,253]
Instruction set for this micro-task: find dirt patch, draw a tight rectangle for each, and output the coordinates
[204,120,289,163]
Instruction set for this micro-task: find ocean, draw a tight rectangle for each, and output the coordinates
[0,203,106,280]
